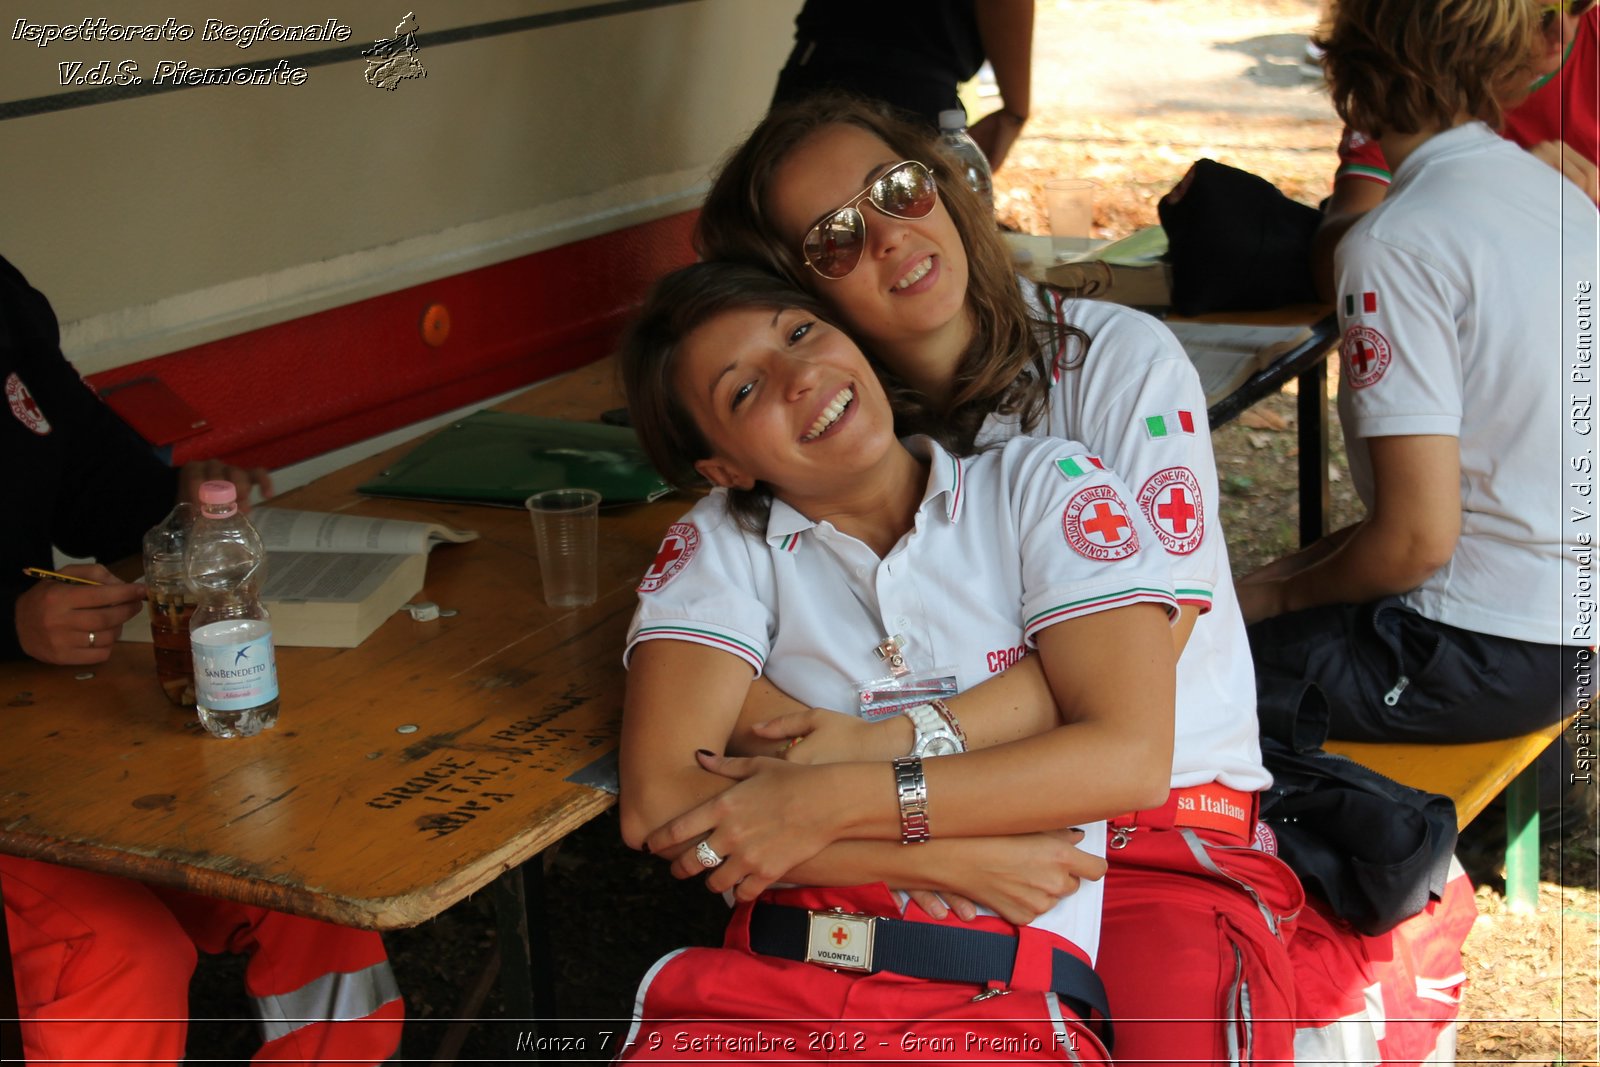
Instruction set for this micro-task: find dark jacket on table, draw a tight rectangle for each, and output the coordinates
[0,254,177,660]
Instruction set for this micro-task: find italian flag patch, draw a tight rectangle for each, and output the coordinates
[1144,410,1196,438]
[1055,454,1106,479]
[1344,291,1378,316]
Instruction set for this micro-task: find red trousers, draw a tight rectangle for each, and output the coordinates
[1094,819,1304,1064]
[1,855,403,1066]
[620,883,1109,1064]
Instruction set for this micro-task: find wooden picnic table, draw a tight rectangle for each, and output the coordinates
[0,359,664,933]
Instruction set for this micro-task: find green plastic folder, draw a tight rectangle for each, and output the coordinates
[357,410,673,507]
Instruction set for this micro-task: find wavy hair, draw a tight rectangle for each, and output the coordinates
[696,92,1086,452]
[1315,0,1537,136]
[618,261,845,533]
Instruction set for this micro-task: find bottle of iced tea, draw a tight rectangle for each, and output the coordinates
[142,503,196,706]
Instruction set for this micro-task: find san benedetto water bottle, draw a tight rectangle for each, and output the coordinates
[938,109,994,215]
[186,480,279,738]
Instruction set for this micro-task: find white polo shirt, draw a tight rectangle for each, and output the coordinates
[1335,122,1593,645]
[627,435,1179,961]
[976,290,1268,792]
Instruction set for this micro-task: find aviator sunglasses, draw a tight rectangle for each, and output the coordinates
[1541,0,1594,30]
[800,160,939,279]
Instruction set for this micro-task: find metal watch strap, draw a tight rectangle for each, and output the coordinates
[892,755,930,843]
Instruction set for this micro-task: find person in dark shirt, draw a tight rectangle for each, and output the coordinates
[1,253,270,663]
[770,0,1034,170]
[0,253,406,1065]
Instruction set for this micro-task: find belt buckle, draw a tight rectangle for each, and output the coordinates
[804,908,876,972]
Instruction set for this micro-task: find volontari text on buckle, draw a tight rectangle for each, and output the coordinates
[804,908,876,972]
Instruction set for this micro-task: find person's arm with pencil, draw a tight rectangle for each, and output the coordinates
[13,565,145,665]
[0,254,174,664]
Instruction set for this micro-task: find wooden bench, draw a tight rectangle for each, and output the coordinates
[1325,718,1569,912]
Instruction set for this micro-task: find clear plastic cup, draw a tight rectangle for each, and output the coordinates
[1045,178,1100,239]
[525,489,601,608]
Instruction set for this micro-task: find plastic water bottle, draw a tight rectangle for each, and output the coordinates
[186,481,279,738]
[938,109,994,215]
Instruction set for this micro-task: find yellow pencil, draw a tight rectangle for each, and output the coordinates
[21,567,104,586]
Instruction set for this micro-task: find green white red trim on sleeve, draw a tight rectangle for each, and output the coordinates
[630,624,765,674]
[1024,585,1179,641]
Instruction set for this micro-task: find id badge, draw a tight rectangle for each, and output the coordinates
[855,667,958,722]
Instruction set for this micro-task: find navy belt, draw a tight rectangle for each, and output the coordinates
[747,902,1113,1049]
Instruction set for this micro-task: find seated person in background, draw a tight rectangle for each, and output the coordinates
[1309,0,1598,299]
[616,261,1181,1060]
[0,252,404,1066]
[1239,0,1594,748]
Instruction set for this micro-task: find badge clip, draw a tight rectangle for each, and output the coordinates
[874,634,911,678]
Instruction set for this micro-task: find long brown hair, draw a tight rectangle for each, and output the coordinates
[1315,0,1536,136]
[697,92,1086,452]
[618,261,844,533]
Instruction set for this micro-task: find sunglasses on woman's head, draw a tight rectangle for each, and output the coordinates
[800,160,939,280]
[1541,0,1594,31]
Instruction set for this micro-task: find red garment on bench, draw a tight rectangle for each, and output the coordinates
[1289,859,1476,1065]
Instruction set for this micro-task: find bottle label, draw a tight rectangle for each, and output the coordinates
[192,620,278,710]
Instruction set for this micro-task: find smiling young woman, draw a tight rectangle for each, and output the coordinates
[613,260,1183,1060]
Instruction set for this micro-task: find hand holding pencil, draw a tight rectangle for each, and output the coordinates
[15,563,146,666]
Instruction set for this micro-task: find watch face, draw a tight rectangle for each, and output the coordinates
[923,736,960,757]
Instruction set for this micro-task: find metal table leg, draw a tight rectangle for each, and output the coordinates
[1297,359,1330,548]
[490,858,559,1023]
[1505,764,1540,912]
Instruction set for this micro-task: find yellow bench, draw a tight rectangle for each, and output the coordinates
[1325,719,1568,911]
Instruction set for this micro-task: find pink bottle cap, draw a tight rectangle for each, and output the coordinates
[198,480,239,515]
[198,480,237,504]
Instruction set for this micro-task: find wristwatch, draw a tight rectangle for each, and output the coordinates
[892,755,930,844]
[903,700,966,758]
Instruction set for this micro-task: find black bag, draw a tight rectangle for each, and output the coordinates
[1259,736,1459,936]
[1156,158,1322,316]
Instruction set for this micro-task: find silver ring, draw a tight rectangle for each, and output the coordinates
[87,630,97,648]
[694,841,723,869]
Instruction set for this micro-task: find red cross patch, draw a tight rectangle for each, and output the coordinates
[1137,466,1204,555]
[5,373,50,436]
[1341,325,1391,389]
[1063,484,1139,561]
[637,522,700,593]
[830,924,853,947]
[1253,821,1278,856]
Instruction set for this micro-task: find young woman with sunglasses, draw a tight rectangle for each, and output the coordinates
[690,96,1303,1063]
[616,260,1182,1059]
[1310,0,1597,299]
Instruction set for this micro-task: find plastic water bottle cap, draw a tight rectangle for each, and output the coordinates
[198,480,237,505]
[937,109,967,131]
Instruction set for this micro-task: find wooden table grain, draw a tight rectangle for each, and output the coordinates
[0,358,684,931]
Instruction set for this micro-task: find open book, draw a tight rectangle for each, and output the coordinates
[122,508,478,649]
